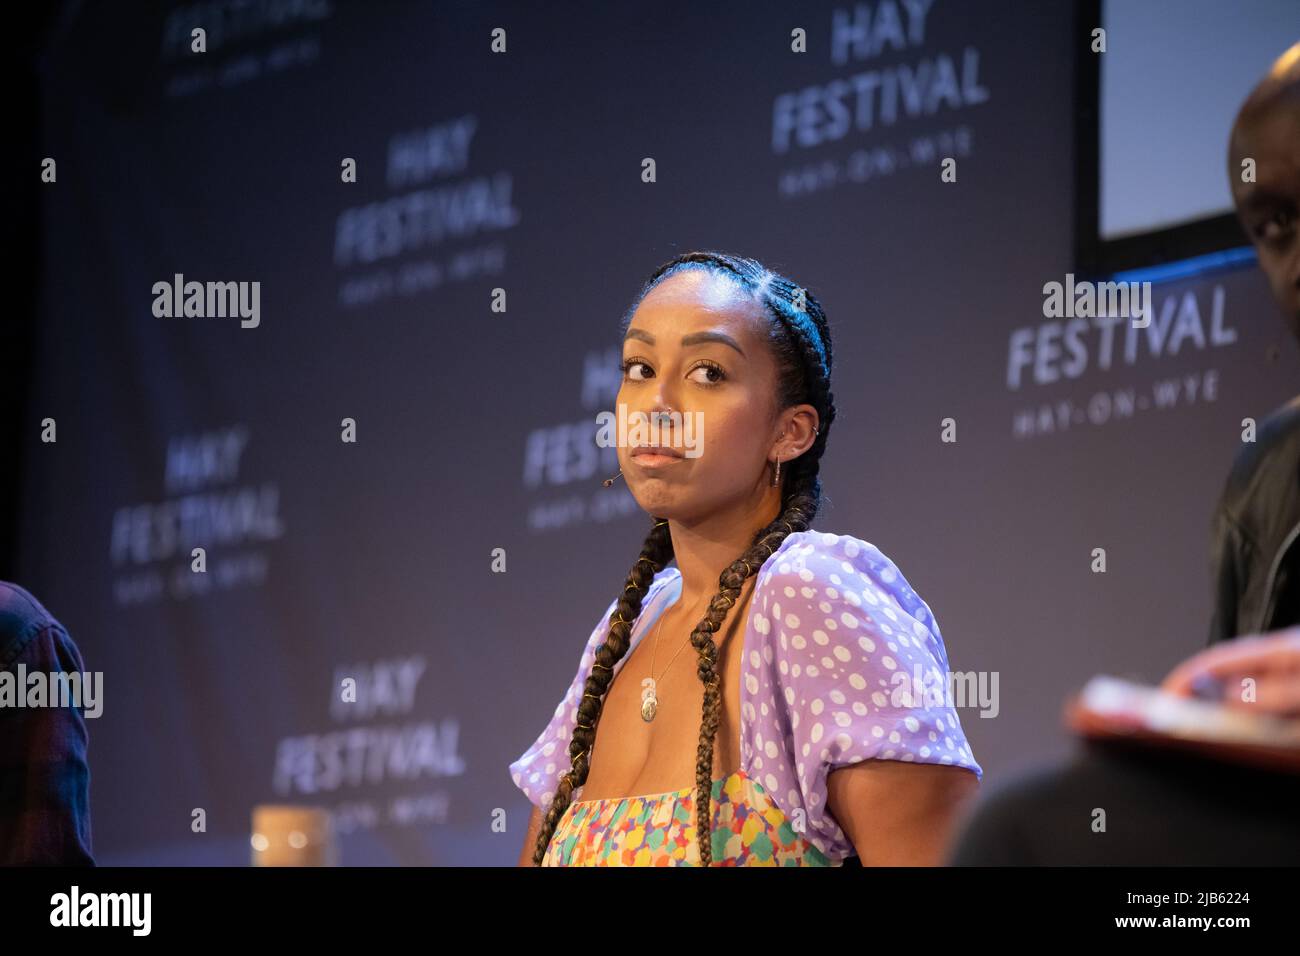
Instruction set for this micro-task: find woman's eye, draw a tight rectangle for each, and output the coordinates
[689,363,725,385]
[621,359,651,381]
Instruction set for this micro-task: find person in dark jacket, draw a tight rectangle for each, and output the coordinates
[1207,41,1300,646]
[0,581,94,865]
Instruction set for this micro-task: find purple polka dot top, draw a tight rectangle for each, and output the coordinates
[510,529,984,864]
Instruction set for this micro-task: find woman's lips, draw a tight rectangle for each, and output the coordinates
[630,446,686,467]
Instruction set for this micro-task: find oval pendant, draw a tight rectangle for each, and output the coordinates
[640,695,657,722]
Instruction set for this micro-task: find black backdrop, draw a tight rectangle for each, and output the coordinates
[18,0,1300,864]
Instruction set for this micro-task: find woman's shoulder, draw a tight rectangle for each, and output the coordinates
[736,527,982,860]
[745,526,951,681]
[753,529,929,616]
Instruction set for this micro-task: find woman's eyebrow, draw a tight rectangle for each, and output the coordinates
[624,327,746,357]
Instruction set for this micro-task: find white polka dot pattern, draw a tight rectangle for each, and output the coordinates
[744,530,982,861]
[508,530,983,863]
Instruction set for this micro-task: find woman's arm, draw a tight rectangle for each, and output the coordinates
[827,761,980,866]
[517,805,544,866]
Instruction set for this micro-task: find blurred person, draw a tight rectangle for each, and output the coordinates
[1207,40,1300,647]
[0,581,93,865]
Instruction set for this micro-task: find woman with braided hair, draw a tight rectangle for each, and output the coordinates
[511,251,982,866]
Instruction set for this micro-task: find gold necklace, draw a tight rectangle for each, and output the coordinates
[640,598,697,722]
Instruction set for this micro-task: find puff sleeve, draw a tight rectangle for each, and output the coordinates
[744,530,983,861]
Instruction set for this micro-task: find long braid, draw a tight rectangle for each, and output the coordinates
[638,251,837,866]
[531,517,675,865]
[540,250,837,866]
[687,481,823,864]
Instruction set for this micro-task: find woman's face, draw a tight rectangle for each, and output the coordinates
[616,270,793,523]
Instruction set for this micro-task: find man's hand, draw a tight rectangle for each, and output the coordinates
[1161,626,1300,717]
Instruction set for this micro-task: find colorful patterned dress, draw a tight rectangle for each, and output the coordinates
[512,530,984,866]
[542,768,832,866]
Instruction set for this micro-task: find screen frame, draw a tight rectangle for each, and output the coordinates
[1073,0,1248,277]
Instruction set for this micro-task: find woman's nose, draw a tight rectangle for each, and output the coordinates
[649,401,677,425]
[648,383,679,416]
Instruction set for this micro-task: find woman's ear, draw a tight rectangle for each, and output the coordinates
[777,405,821,458]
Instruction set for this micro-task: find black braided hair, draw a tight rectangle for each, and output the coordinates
[532,251,837,865]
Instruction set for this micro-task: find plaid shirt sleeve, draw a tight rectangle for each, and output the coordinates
[0,585,94,866]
